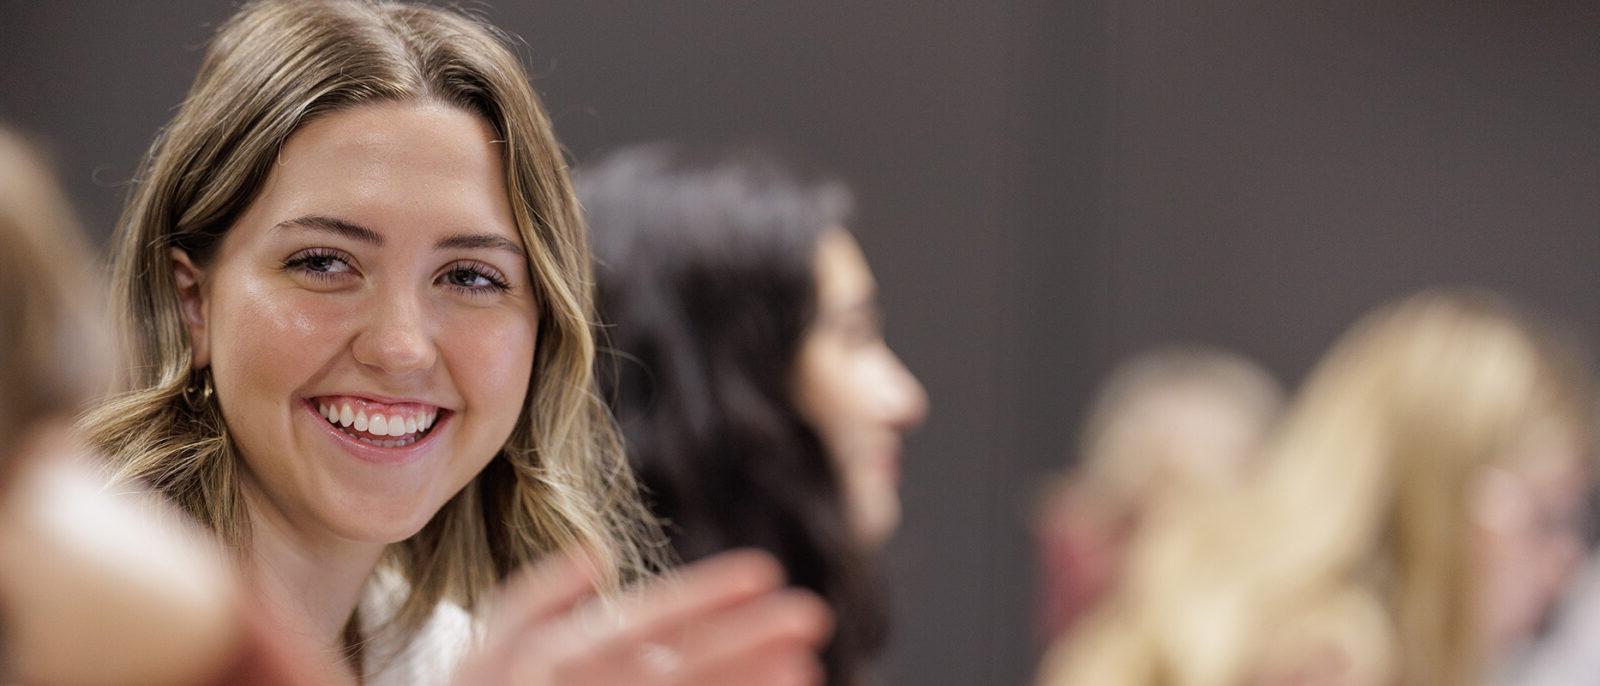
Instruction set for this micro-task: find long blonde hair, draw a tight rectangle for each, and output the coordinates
[81,0,663,645]
[1047,291,1595,686]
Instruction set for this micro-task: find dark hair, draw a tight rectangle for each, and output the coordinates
[584,143,886,685]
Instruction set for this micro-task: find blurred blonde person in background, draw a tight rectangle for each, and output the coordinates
[79,2,831,684]
[1033,348,1283,643]
[1044,291,1595,686]
[0,126,337,684]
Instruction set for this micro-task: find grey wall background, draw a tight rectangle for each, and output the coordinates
[4,2,1598,684]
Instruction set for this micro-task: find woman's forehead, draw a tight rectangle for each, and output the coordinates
[815,229,875,308]
[257,102,521,246]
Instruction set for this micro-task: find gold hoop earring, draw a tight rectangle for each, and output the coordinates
[183,367,215,408]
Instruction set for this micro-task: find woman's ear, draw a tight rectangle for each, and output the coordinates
[169,248,211,369]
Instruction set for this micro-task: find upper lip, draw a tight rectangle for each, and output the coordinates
[305,392,453,410]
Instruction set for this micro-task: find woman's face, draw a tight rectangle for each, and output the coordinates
[173,101,538,544]
[793,229,928,548]
[1473,416,1591,653]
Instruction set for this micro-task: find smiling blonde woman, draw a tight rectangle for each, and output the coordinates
[82,2,829,684]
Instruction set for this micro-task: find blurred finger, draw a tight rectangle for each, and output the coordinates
[482,551,600,650]
[597,549,786,647]
[674,588,832,668]
[671,643,824,686]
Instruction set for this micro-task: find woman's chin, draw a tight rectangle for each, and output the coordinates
[330,516,433,547]
[306,493,446,546]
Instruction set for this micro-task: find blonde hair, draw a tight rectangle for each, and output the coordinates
[1046,291,1596,686]
[0,126,109,486]
[80,0,663,648]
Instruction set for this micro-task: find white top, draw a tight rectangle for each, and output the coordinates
[359,567,479,686]
[1498,555,1600,686]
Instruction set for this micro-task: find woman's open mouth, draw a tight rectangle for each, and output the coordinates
[308,396,447,449]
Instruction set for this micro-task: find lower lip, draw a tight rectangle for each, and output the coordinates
[301,399,448,466]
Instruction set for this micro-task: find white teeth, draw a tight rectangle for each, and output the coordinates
[319,399,437,442]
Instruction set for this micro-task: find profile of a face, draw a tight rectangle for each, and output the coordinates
[793,229,928,548]
[171,101,538,544]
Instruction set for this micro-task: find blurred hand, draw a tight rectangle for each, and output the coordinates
[453,549,832,686]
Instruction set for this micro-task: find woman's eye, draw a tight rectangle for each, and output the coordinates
[847,327,882,347]
[447,268,491,288]
[303,255,347,272]
[838,316,884,346]
[441,262,511,295]
[282,249,356,280]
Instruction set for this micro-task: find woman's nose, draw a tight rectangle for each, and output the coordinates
[882,348,929,432]
[351,291,438,375]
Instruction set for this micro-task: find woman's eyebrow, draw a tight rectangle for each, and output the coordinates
[273,215,384,246]
[270,217,524,259]
[435,233,527,259]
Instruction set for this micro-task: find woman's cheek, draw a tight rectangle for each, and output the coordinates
[273,288,350,340]
[447,307,537,416]
[238,289,349,364]
[841,349,884,412]
[210,280,333,381]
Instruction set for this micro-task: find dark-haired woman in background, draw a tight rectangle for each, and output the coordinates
[584,144,929,686]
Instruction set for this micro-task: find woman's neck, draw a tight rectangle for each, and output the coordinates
[240,479,387,668]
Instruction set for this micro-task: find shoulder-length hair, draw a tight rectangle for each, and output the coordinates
[583,143,886,686]
[81,0,661,648]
